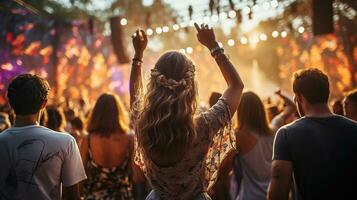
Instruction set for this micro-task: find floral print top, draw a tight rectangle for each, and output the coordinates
[134,98,234,200]
[83,137,134,200]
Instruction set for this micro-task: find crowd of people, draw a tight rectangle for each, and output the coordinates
[0,23,357,200]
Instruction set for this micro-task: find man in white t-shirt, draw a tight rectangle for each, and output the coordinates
[0,74,87,200]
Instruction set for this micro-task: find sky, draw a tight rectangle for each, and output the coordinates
[55,0,295,33]
[146,0,295,33]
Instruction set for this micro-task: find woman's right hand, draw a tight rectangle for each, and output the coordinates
[194,23,218,50]
[132,29,148,59]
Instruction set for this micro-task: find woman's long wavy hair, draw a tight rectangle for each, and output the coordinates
[237,91,272,135]
[87,93,129,137]
[136,51,197,159]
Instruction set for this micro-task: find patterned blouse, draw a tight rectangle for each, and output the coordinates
[134,98,234,200]
[83,137,134,200]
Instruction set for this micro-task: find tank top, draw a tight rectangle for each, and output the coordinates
[236,133,274,200]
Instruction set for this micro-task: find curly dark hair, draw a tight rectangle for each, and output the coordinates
[293,68,329,104]
[7,74,50,115]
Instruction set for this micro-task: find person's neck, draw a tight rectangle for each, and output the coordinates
[14,114,39,127]
[304,104,333,118]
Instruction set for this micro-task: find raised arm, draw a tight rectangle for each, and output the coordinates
[270,90,296,132]
[276,90,296,118]
[130,29,148,109]
[194,23,244,115]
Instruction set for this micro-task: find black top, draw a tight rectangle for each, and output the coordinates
[273,115,357,200]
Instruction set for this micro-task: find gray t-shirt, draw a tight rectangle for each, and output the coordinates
[0,125,87,200]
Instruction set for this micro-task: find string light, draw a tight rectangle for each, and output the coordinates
[186,47,193,54]
[219,12,228,20]
[203,16,210,23]
[281,31,287,38]
[228,39,235,46]
[172,24,180,31]
[162,26,169,33]
[211,15,219,22]
[120,18,127,26]
[180,22,187,28]
[118,14,305,42]
[298,27,305,33]
[146,28,153,35]
[218,42,223,48]
[179,48,186,54]
[155,27,163,34]
[249,36,259,45]
[272,31,279,38]
[271,0,279,8]
[252,5,259,12]
[228,10,236,18]
[259,33,267,41]
[240,37,248,44]
[263,2,270,9]
[243,6,251,14]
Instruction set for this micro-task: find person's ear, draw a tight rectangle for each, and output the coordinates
[295,94,304,104]
[40,100,48,109]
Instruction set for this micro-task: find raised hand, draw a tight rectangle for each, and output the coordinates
[275,89,282,96]
[132,29,148,59]
[194,23,218,50]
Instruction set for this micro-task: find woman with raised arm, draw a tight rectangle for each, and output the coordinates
[130,24,244,200]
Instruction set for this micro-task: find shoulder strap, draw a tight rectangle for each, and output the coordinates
[232,152,243,193]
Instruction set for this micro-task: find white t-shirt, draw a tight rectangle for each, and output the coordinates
[0,125,87,200]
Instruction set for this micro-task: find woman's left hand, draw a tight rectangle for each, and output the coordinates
[132,29,148,59]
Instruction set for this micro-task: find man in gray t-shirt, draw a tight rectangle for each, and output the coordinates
[0,74,86,200]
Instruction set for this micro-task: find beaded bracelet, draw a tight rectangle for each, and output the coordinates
[212,49,225,59]
[132,58,143,66]
[210,45,224,55]
[132,58,143,63]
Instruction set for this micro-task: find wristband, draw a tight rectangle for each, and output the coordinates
[210,48,224,58]
[132,58,143,66]
[211,49,224,59]
[132,58,143,63]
